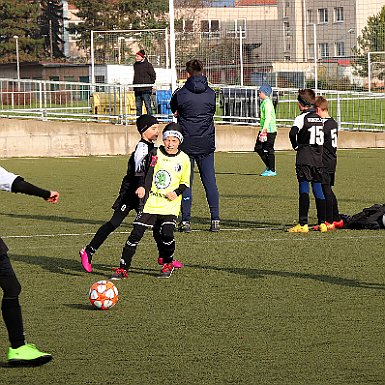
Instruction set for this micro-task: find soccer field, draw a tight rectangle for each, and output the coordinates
[1,149,385,385]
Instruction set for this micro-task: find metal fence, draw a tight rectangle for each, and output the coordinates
[0,77,384,131]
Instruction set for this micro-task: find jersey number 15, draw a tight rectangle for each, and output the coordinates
[308,126,324,145]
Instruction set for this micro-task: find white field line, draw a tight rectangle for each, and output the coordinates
[2,228,385,243]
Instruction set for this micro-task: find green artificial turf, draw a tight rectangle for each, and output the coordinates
[0,149,384,385]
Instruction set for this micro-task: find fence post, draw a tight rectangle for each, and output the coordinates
[118,84,122,125]
[336,92,341,130]
[39,82,43,120]
[239,26,244,86]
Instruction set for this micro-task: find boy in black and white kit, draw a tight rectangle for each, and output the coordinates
[288,89,328,233]
[0,166,59,366]
[313,96,344,230]
[110,123,191,279]
[79,115,183,272]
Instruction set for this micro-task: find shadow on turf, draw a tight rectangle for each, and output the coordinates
[186,263,385,290]
[64,303,97,310]
[11,253,84,276]
[0,212,289,229]
[0,212,131,228]
[216,171,261,176]
[176,216,287,229]
[0,362,15,368]
[10,254,159,278]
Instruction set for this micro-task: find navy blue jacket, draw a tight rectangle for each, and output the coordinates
[170,75,216,156]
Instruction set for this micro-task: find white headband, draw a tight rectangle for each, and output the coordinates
[162,130,183,143]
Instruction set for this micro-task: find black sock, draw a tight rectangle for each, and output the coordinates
[299,193,310,225]
[2,297,25,349]
[315,198,326,224]
[88,222,116,252]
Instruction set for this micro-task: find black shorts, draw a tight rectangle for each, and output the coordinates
[133,212,177,228]
[113,201,137,216]
[296,165,329,184]
[111,193,140,213]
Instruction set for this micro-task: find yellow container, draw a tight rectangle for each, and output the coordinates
[90,91,143,120]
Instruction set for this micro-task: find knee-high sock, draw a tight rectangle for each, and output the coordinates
[2,297,25,349]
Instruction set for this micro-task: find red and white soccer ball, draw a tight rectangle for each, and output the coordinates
[89,280,119,310]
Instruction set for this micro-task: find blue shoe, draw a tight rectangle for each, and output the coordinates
[260,169,270,176]
[267,170,277,176]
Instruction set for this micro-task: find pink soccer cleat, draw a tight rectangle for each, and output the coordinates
[172,259,184,269]
[79,248,92,273]
[157,257,183,269]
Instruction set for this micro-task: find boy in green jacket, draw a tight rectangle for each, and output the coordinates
[254,84,277,176]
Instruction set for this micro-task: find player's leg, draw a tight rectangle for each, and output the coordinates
[312,181,327,230]
[196,153,220,231]
[265,132,277,174]
[135,92,143,116]
[254,134,268,173]
[111,212,153,279]
[298,179,310,225]
[0,240,51,366]
[331,189,342,223]
[157,216,177,278]
[80,207,130,272]
[289,179,309,232]
[142,91,153,115]
[328,173,342,226]
[153,220,183,268]
[321,183,334,224]
[179,156,195,232]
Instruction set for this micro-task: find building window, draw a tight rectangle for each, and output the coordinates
[319,42,329,58]
[283,21,291,36]
[95,75,105,83]
[308,43,314,59]
[307,10,313,24]
[318,8,328,24]
[284,2,290,17]
[183,19,193,32]
[335,41,345,57]
[225,19,246,38]
[201,19,220,38]
[334,7,344,22]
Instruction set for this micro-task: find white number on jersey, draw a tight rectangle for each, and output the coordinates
[308,126,324,145]
[331,128,337,148]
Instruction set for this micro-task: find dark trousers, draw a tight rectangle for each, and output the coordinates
[135,91,153,116]
[254,132,277,171]
[181,152,220,222]
[88,207,133,255]
[120,213,177,269]
[0,239,24,349]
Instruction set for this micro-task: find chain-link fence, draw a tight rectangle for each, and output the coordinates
[83,1,385,92]
[173,0,385,91]
[91,29,169,68]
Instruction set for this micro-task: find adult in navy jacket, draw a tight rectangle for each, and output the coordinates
[170,59,220,232]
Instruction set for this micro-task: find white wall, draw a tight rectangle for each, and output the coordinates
[94,65,175,88]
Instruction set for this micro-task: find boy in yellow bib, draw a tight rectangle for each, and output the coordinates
[111,123,191,279]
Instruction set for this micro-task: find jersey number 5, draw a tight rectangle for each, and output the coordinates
[331,128,338,148]
[308,126,324,145]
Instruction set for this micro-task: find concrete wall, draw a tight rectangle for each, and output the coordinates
[0,118,384,158]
